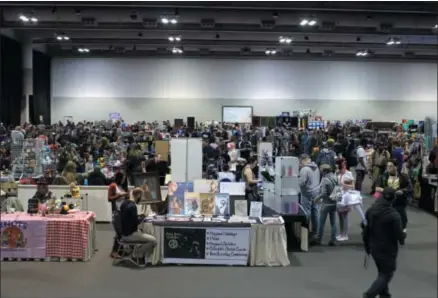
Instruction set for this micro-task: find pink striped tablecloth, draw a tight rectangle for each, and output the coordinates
[1,212,95,260]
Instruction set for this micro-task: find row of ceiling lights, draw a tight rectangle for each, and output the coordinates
[19,14,38,23]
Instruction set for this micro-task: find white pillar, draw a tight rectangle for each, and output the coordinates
[21,39,33,125]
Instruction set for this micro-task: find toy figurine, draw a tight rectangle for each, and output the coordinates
[69,182,81,198]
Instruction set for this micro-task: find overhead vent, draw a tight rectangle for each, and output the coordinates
[114,47,126,54]
[260,20,276,29]
[81,17,97,26]
[283,49,294,56]
[240,47,251,55]
[199,48,210,55]
[323,49,334,56]
[321,21,336,31]
[143,18,158,28]
[379,23,393,33]
[200,18,216,28]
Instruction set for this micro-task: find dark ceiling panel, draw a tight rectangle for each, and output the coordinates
[1,1,437,61]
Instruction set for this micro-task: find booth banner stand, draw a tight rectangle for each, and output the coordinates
[162,226,250,265]
[170,139,202,183]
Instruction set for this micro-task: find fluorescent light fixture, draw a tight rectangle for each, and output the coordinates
[265,49,277,55]
[265,50,271,55]
[279,36,292,44]
[386,38,401,45]
[300,19,309,26]
[19,15,29,22]
[170,18,178,24]
[172,47,183,54]
[56,36,63,40]
[168,36,175,41]
[168,36,181,42]
[356,50,369,57]
[78,48,90,53]
[63,36,70,40]
[271,50,277,54]
[78,48,84,53]
[30,17,38,22]
[308,20,317,26]
[434,24,438,29]
[83,48,90,52]
[175,36,181,41]
[161,17,169,24]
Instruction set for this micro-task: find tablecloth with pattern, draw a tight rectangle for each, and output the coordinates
[0,211,96,260]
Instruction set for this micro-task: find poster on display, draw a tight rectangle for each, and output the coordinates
[219,182,246,195]
[194,180,218,193]
[0,220,47,259]
[199,193,215,215]
[184,192,201,215]
[214,193,230,216]
[162,227,250,265]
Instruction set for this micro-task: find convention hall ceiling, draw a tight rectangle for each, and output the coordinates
[1,1,437,61]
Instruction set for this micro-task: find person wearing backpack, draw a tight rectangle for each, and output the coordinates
[316,139,337,170]
[314,164,338,246]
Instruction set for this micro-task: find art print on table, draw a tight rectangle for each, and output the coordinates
[234,200,248,216]
[131,172,162,204]
[214,193,230,216]
[194,179,218,193]
[167,181,194,197]
[184,192,200,216]
[168,194,185,215]
[200,193,215,215]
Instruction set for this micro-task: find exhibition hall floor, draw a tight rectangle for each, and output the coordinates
[2,184,437,298]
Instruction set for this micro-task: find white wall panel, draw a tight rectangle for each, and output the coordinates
[51,58,437,122]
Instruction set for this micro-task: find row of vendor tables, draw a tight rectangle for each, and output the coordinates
[0,212,291,267]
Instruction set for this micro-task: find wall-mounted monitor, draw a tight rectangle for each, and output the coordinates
[222,106,253,124]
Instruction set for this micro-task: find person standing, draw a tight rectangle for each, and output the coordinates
[298,154,321,236]
[355,139,368,192]
[370,142,390,194]
[362,187,405,298]
[315,164,337,246]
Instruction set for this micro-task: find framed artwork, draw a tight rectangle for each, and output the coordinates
[131,172,162,204]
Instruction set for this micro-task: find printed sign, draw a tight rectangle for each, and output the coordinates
[162,226,250,265]
[0,220,47,259]
[205,228,250,265]
[108,112,121,120]
[249,201,263,218]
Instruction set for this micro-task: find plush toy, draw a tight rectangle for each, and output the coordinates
[69,182,81,199]
[98,157,105,168]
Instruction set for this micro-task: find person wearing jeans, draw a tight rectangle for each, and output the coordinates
[315,164,337,246]
[299,154,321,235]
[355,140,369,192]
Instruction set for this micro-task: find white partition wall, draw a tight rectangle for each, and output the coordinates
[170,138,203,182]
[51,58,437,122]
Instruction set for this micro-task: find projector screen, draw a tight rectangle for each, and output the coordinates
[222,106,253,123]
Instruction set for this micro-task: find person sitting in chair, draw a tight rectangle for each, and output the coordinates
[33,178,56,204]
[217,164,236,182]
[120,187,157,266]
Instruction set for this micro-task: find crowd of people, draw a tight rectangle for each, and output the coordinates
[1,119,437,294]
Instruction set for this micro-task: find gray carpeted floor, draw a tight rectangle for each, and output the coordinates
[1,178,437,298]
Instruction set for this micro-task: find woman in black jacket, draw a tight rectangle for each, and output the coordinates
[376,159,412,233]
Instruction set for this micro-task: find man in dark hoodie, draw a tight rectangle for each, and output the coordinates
[299,154,321,236]
[362,187,405,298]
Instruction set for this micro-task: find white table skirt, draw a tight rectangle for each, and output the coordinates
[141,222,290,267]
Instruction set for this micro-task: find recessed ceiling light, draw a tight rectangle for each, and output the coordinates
[30,17,38,22]
[56,36,63,40]
[308,20,317,26]
[300,19,308,26]
[19,15,29,22]
[170,18,178,24]
[63,36,70,40]
[161,17,169,24]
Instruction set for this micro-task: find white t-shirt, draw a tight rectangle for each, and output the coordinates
[355,146,368,171]
[337,170,354,185]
